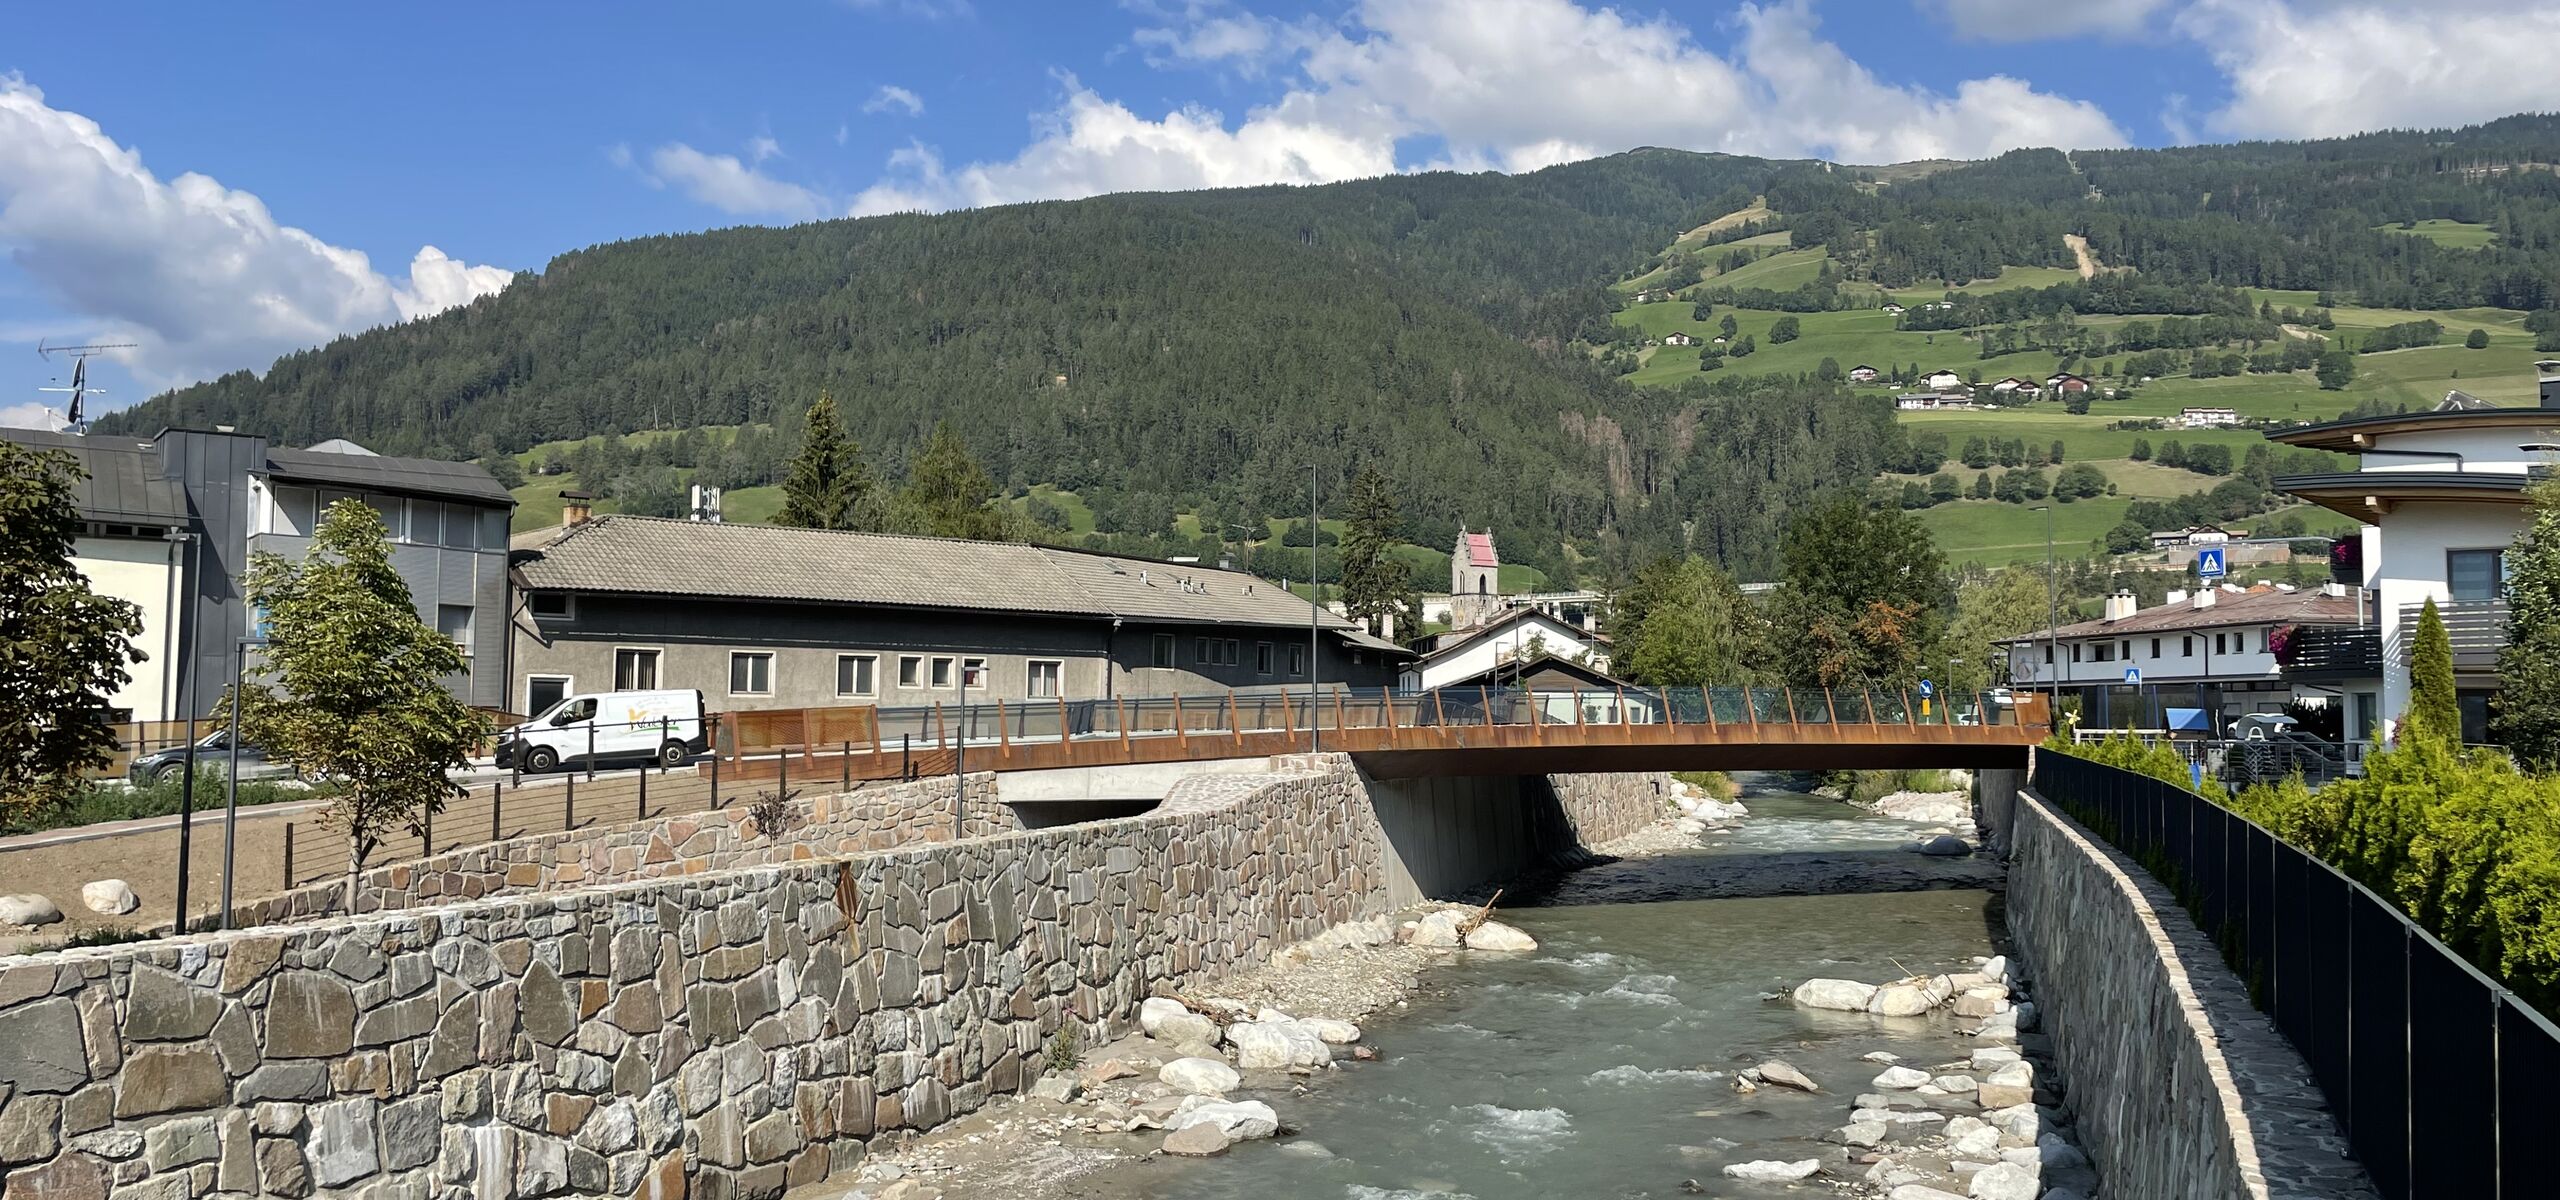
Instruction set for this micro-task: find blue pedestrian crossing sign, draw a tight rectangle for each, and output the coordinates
[2124,667,2141,684]
[2196,546,2227,579]
[1916,679,1934,697]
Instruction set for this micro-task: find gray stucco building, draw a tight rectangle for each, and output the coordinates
[2,426,514,717]
[507,515,1406,716]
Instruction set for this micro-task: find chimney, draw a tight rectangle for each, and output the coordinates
[2539,359,2560,410]
[2193,589,2216,610]
[2166,588,2189,606]
[2322,581,2346,598]
[561,490,594,527]
[2102,589,2138,621]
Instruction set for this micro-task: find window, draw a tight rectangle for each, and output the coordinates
[441,503,478,550]
[1027,660,1062,699]
[2149,638,2161,658]
[1288,644,1306,676]
[614,648,659,690]
[526,675,571,716]
[2119,641,2131,660]
[363,494,407,541]
[729,652,773,696]
[436,605,475,654]
[898,656,924,688]
[930,656,955,689]
[1257,642,1274,674]
[1222,639,1241,666]
[2042,645,2053,664]
[836,654,876,698]
[2182,635,2194,657]
[961,657,988,690]
[2091,643,2115,663]
[2449,549,2505,602]
[1196,637,1213,665]
[1151,634,1176,668]
[529,592,573,619]
[273,486,317,536]
[408,498,441,546]
[2070,643,2082,663]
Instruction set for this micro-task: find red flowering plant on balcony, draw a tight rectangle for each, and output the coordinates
[2269,622,2298,666]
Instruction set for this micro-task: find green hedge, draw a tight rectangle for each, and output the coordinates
[0,774,329,838]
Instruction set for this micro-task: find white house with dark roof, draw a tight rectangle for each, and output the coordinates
[2266,366,2560,743]
[1397,607,1610,693]
[508,514,1404,714]
[2000,584,2369,729]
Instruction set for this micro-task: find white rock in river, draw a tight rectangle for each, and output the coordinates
[1869,978,1949,1017]
[1948,1123,2001,1158]
[1792,978,1879,1011]
[79,879,139,916]
[1931,1074,1977,1093]
[1967,1160,2040,1200]
[1463,920,1537,952]
[1872,1066,1932,1090]
[1227,1020,1329,1070]
[1167,1100,1279,1141]
[1984,1060,2034,1089]
[1158,1057,1240,1096]
[1833,1121,1887,1148]
[0,894,62,927]
[1722,1159,1820,1182]
[1970,1047,2023,1070]
[1981,954,2008,982]
[1409,909,1466,948]
[1889,1186,1970,1200]
[1300,1018,1361,1045]
[1756,1060,1819,1093]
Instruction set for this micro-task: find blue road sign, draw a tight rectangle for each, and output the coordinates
[1916,679,1934,697]
[2196,546,2226,579]
[2124,667,2141,685]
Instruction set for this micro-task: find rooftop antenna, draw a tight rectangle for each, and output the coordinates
[37,340,138,432]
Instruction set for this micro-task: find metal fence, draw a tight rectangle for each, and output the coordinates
[2033,751,2560,1200]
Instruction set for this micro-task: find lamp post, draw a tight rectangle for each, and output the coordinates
[2030,504,2057,705]
[161,527,200,932]
[218,636,269,931]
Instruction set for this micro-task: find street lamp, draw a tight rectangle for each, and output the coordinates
[2029,505,2057,704]
[160,527,200,933]
[218,636,269,931]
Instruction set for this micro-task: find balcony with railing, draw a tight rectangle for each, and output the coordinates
[2401,600,2510,671]
[2275,623,2383,678]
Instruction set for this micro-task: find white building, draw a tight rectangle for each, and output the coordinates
[2268,371,2560,743]
[2002,584,2368,729]
[2180,407,2241,429]
[1397,607,1611,692]
[1922,368,1966,391]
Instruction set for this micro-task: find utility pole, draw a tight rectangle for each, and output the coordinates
[1309,466,1321,755]
[2032,504,2058,706]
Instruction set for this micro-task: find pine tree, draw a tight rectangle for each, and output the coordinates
[775,392,874,531]
[0,442,145,820]
[2405,598,2460,750]
[1336,465,1407,635]
[238,500,488,893]
[895,423,1014,541]
[2495,477,2560,768]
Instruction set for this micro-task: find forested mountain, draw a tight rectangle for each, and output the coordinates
[100,115,2560,585]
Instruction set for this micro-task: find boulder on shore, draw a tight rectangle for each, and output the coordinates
[1167,1100,1279,1141]
[1139,997,1221,1047]
[79,879,139,915]
[1158,1057,1240,1097]
[1791,978,1879,1011]
[1463,920,1537,952]
[1409,910,1466,948]
[0,894,62,927]
[1162,1123,1232,1156]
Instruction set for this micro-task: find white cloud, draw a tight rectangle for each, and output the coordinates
[639,143,830,220]
[0,400,67,431]
[2175,1,2560,140]
[862,85,926,117]
[746,135,782,163]
[1920,0,2169,41]
[841,0,2126,214]
[0,75,511,388]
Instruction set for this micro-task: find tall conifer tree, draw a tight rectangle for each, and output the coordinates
[776,392,873,531]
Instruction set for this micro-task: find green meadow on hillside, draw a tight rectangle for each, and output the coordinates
[2374,219,2496,249]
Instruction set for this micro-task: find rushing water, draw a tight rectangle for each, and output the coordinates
[1078,774,2002,1200]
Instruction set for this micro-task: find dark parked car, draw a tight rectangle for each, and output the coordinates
[126,732,292,786]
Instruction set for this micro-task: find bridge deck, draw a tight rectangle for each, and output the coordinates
[719,686,2051,783]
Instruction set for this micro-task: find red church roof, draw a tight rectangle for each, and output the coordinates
[1462,532,1497,567]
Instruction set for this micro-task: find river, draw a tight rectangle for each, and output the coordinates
[1070,774,2012,1200]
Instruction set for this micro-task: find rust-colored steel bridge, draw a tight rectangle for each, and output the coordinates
[718,686,2050,784]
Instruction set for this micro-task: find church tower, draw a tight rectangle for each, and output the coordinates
[1451,527,1502,628]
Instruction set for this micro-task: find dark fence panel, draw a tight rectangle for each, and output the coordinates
[2033,752,2560,1200]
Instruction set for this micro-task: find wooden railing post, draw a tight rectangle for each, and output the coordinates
[1783,687,1799,724]
[1526,688,1542,741]
[995,699,1010,757]
[1660,687,1676,727]
[1115,697,1132,753]
[934,703,948,750]
[1433,689,1448,728]
[1332,689,1347,741]
[1056,696,1069,746]
[1616,685,1628,727]
[1229,692,1243,747]
[1279,688,1294,737]
[1478,686,1493,728]
[1173,693,1187,751]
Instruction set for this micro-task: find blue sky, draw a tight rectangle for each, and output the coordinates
[5,0,2556,426]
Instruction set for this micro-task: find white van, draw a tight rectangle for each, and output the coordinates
[496,689,708,773]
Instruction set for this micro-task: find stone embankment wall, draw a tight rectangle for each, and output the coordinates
[0,757,1663,1199]
[2007,790,2377,1200]
[231,773,1012,928]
